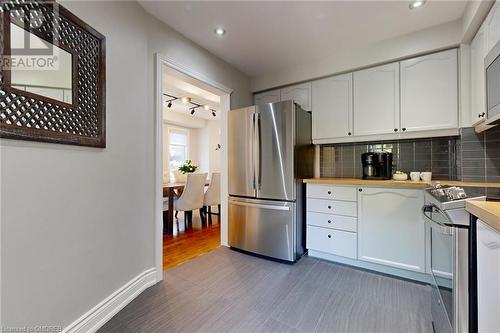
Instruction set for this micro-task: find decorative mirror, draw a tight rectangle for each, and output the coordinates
[1,0,106,147]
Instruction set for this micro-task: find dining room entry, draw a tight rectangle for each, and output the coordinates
[160,63,227,271]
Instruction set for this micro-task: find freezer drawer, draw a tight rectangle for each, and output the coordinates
[228,197,296,261]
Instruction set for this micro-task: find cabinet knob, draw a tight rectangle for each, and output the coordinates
[358,188,363,192]
[327,191,331,195]
[328,220,332,224]
[402,128,407,131]
[394,128,398,132]
[348,132,352,136]
[328,234,332,238]
[327,205,332,209]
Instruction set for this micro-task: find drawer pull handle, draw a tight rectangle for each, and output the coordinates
[327,191,331,195]
[328,234,332,238]
[328,220,332,224]
[327,205,332,209]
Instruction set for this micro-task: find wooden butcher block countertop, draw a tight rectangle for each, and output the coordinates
[303,178,500,189]
[466,200,500,233]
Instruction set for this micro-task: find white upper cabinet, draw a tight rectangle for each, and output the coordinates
[312,73,353,140]
[487,1,500,50]
[471,25,489,124]
[281,82,312,111]
[353,63,400,136]
[400,49,458,133]
[358,187,425,273]
[254,89,281,105]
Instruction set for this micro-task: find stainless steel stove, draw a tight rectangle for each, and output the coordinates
[422,183,485,333]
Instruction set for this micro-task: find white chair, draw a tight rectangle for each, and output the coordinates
[202,172,221,224]
[174,173,207,226]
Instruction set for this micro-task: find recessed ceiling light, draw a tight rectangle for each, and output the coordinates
[214,27,226,36]
[409,0,426,9]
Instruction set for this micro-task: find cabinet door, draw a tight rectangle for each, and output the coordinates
[477,219,500,333]
[487,2,500,51]
[358,187,425,272]
[281,82,311,111]
[400,49,458,132]
[471,26,488,125]
[353,63,400,136]
[312,74,353,140]
[254,89,281,105]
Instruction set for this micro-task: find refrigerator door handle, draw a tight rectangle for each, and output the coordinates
[229,200,291,211]
[255,112,262,190]
[252,112,256,191]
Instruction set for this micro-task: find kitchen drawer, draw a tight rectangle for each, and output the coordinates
[306,225,357,259]
[306,184,357,201]
[307,198,357,217]
[307,212,357,232]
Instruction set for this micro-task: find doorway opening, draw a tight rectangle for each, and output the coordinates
[155,55,232,275]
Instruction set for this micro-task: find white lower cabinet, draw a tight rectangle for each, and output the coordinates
[306,184,358,260]
[477,219,500,333]
[357,187,425,272]
[307,212,357,232]
[307,226,357,259]
[306,198,357,216]
[306,184,427,280]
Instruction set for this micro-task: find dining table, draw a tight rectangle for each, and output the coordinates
[163,181,209,235]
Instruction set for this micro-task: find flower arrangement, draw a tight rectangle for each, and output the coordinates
[178,160,198,174]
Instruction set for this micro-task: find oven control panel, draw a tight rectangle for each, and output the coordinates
[429,186,467,202]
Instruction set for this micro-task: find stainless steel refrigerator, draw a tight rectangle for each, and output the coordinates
[228,100,314,262]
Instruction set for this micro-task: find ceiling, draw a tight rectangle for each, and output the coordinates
[163,66,221,120]
[140,1,468,78]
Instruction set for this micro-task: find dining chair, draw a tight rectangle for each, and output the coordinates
[202,172,221,224]
[174,173,208,227]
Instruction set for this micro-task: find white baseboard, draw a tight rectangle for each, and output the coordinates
[63,268,158,333]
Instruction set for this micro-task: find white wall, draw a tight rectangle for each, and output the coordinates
[192,119,222,176]
[0,0,251,329]
[251,19,463,92]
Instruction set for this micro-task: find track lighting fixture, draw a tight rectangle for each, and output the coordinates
[163,93,218,117]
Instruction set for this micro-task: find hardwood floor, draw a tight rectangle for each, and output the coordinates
[163,211,221,270]
[99,247,432,333]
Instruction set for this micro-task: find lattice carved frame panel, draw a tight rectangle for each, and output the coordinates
[0,0,106,147]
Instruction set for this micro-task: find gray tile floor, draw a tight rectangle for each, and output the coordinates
[98,247,432,333]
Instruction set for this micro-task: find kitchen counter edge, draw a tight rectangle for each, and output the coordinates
[466,201,500,233]
[303,178,500,189]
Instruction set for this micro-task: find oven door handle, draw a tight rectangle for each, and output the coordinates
[422,204,454,235]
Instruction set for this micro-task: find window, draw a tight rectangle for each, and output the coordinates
[169,128,189,179]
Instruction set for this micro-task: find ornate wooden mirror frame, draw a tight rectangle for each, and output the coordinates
[0,0,106,147]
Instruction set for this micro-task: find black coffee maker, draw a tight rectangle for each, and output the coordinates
[361,152,393,180]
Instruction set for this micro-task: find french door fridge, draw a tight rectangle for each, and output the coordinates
[228,100,313,262]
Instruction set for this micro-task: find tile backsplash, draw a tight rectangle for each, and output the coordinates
[320,126,500,187]
[320,137,460,180]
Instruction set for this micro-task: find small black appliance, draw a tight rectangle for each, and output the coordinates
[361,152,393,180]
